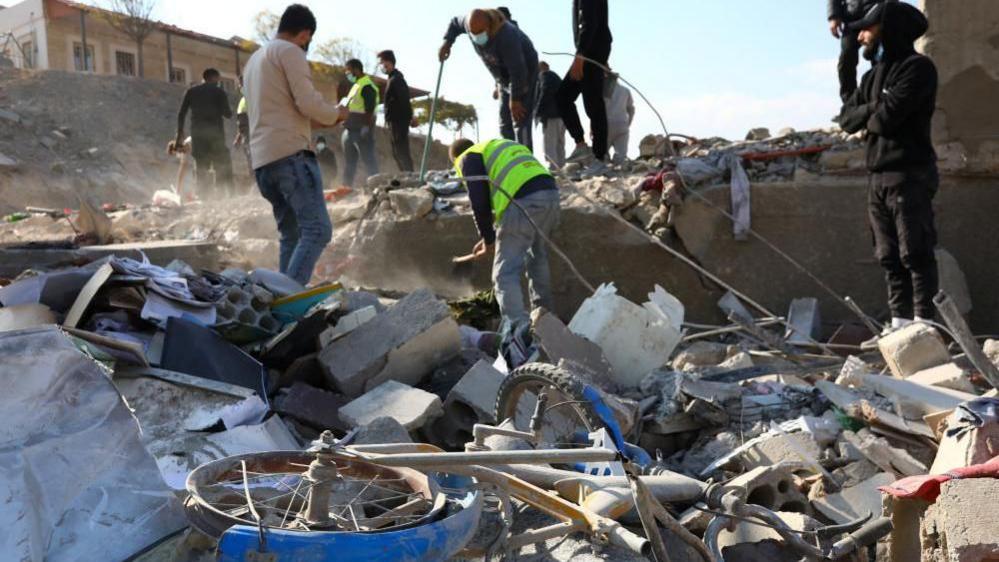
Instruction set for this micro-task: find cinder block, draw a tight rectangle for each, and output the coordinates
[878,323,951,378]
[339,380,443,431]
[320,289,461,397]
[445,360,506,425]
[725,465,810,514]
[907,362,976,393]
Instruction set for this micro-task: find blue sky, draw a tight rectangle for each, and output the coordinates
[106,1,906,151]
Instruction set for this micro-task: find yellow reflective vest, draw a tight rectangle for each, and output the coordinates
[347,75,380,114]
[454,139,552,224]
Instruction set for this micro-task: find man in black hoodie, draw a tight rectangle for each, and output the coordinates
[839,2,939,338]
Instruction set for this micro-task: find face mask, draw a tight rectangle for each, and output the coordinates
[317,142,326,151]
[346,72,357,83]
[378,64,388,74]
[470,31,489,46]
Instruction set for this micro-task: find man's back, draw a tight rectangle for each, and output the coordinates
[243,39,339,169]
[182,82,230,138]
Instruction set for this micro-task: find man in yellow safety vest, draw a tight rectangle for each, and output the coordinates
[342,58,380,190]
[450,138,561,332]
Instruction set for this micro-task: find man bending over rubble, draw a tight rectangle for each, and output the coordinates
[450,138,560,338]
[838,2,939,344]
[243,4,346,285]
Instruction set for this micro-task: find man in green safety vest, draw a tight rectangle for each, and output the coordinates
[450,137,561,334]
[341,58,380,191]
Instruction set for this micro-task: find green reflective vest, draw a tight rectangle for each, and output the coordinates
[346,75,380,114]
[454,139,552,224]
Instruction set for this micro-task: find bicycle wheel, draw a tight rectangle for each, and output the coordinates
[184,450,445,538]
[494,363,602,450]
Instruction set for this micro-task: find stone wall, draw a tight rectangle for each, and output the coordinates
[919,0,999,173]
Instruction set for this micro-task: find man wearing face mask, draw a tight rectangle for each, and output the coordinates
[439,8,539,150]
[378,50,415,173]
[243,4,347,285]
[828,0,884,102]
[838,2,939,344]
[341,59,380,190]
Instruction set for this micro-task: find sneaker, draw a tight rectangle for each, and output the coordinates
[567,144,593,163]
[580,159,610,178]
[859,318,913,350]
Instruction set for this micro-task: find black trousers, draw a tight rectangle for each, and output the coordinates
[389,121,414,172]
[838,29,862,102]
[558,47,610,160]
[192,135,234,199]
[868,168,939,320]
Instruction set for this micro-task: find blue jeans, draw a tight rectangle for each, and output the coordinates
[342,126,379,188]
[254,152,333,285]
[492,188,560,327]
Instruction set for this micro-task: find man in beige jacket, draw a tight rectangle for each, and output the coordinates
[243,4,346,285]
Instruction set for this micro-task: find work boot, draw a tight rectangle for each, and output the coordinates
[580,159,609,178]
[567,143,593,164]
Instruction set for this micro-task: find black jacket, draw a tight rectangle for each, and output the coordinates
[839,2,937,174]
[177,82,232,140]
[574,0,612,59]
[828,0,884,22]
[536,70,562,122]
[383,68,413,125]
[444,17,538,103]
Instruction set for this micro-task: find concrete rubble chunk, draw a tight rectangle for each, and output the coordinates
[878,323,951,378]
[672,341,730,371]
[273,382,351,433]
[907,362,977,393]
[717,511,819,561]
[984,339,999,370]
[533,311,615,386]
[328,197,370,223]
[848,372,978,419]
[388,188,435,218]
[339,380,444,431]
[726,465,811,514]
[320,288,461,397]
[842,429,928,477]
[922,479,999,562]
[353,416,414,445]
[444,359,506,426]
[745,127,771,141]
[0,152,18,169]
[930,400,999,474]
[811,472,894,524]
[318,305,377,348]
[740,431,824,471]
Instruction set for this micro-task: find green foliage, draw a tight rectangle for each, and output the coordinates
[413,97,478,136]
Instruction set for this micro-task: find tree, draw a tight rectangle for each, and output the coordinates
[315,38,374,73]
[252,9,279,43]
[413,97,479,139]
[102,0,157,78]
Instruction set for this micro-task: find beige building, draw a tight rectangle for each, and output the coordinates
[0,0,423,101]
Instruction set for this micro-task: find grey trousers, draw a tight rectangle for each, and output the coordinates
[542,118,566,170]
[607,127,629,165]
[493,189,561,327]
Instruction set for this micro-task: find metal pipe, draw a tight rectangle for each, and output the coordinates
[507,522,577,550]
[357,447,616,468]
[471,423,536,450]
[935,291,999,390]
[418,60,445,182]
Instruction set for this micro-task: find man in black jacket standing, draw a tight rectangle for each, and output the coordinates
[839,2,939,339]
[378,50,415,172]
[176,68,234,199]
[559,0,612,176]
[828,0,884,101]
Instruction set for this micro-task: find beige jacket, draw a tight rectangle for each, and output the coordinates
[243,39,340,169]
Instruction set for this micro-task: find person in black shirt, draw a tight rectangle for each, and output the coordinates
[828,0,885,102]
[839,2,939,340]
[176,68,234,199]
[378,50,415,173]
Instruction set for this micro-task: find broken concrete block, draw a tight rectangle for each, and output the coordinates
[878,323,951,378]
[274,382,350,433]
[672,341,729,371]
[741,432,824,471]
[811,472,894,524]
[922,479,999,562]
[339,380,443,431]
[533,311,615,387]
[726,465,810,513]
[320,289,461,397]
[568,283,681,388]
[717,351,754,370]
[930,401,999,474]
[328,197,369,223]
[745,127,771,141]
[445,360,506,426]
[784,297,821,345]
[318,305,377,348]
[852,373,977,419]
[353,416,413,445]
[908,362,976,394]
[842,429,928,477]
[717,511,819,559]
[388,188,435,218]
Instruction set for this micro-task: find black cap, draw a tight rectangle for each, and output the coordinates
[847,3,885,32]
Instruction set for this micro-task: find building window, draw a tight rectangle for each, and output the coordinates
[21,40,35,69]
[73,42,95,72]
[169,67,186,84]
[115,50,136,76]
[220,78,237,94]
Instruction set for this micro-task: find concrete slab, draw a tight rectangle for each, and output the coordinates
[811,472,894,524]
[320,289,461,397]
[878,323,951,379]
[922,479,999,562]
[339,380,444,431]
[445,359,506,425]
[908,362,977,394]
[741,432,824,471]
[353,416,413,445]
[273,382,351,433]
